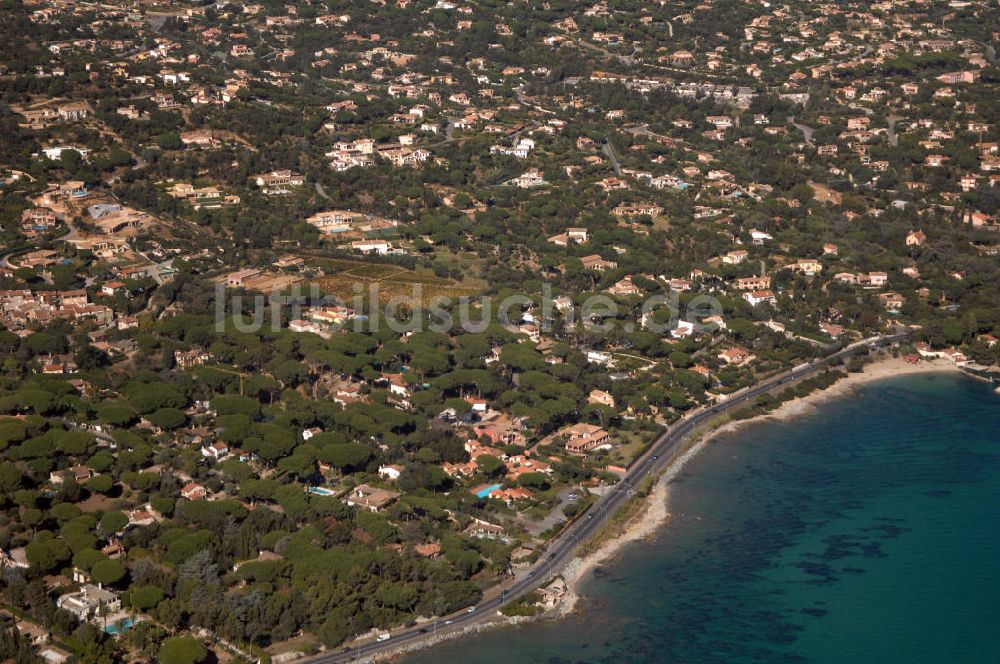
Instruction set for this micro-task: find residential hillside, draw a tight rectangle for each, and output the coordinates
[0,0,998,661]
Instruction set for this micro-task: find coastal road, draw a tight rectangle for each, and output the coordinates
[302,331,911,663]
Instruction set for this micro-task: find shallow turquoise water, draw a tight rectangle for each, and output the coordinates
[403,373,1000,664]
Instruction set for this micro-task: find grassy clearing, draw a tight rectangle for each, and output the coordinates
[310,257,480,305]
[651,215,672,231]
[608,435,649,467]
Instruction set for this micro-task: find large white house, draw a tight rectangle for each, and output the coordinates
[57,585,121,622]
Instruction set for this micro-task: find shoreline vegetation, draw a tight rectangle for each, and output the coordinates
[374,354,965,662]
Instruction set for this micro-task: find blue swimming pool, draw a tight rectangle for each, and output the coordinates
[475,484,502,499]
[308,486,335,496]
[105,618,135,635]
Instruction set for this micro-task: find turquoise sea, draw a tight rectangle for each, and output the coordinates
[403,373,1000,664]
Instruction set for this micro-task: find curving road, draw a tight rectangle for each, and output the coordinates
[514,84,557,116]
[301,331,911,663]
[788,115,814,145]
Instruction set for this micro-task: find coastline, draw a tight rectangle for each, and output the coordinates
[333,355,964,662]
[551,355,961,615]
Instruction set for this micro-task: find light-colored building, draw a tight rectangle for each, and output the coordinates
[552,423,610,455]
[56,584,120,622]
[350,240,390,255]
[344,484,400,512]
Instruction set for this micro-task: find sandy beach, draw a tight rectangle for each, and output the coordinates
[550,354,962,614]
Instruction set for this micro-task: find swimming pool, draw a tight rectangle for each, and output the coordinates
[308,486,335,496]
[105,618,135,635]
[474,484,502,499]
